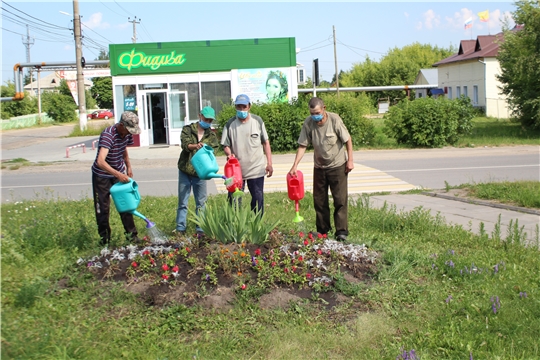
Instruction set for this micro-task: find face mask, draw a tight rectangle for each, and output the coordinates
[311,114,323,122]
[236,110,248,119]
[199,120,211,129]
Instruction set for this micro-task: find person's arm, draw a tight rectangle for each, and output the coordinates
[263,140,273,178]
[123,148,133,178]
[345,138,354,173]
[223,146,234,159]
[181,125,202,152]
[289,145,307,177]
[96,147,130,183]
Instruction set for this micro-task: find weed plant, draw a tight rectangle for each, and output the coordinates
[1,190,539,359]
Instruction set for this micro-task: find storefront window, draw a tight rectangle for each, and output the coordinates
[201,81,231,116]
[171,83,199,121]
[115,84,138,124]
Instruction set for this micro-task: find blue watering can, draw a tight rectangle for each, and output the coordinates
[191,144,226,180]
[110,179,155,228]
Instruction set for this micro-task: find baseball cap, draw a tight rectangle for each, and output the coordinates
[234,94,250,106]
[120,112,141,135]
[200,106,216,120]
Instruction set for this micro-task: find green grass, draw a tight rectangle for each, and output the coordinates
[364,116,540,149]
[68,122,110,137]
[1,158,53,170]
[452,180,540,209]
[2,183,539,359]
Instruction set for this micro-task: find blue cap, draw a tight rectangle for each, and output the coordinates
[235,94,250,105]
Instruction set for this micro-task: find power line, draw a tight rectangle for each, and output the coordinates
[113,0,133,17]
[98,0,125,17]
[300,36,332,51]
[336,39,386,55]
[1,2,69,30]
[298,44,332,53]
[81,23,113,43]
[140,22,154,42]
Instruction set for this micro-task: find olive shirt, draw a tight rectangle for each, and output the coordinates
[297,111,351,169]
[221,114,269,180]
[177,122,220,177]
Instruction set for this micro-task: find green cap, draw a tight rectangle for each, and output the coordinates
[200,106,216,120]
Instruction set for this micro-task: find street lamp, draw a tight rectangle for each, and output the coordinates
[60,0,87,130]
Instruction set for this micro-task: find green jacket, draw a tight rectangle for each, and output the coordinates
[177,122,220,177]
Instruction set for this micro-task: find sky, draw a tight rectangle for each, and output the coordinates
[1,1,516,85]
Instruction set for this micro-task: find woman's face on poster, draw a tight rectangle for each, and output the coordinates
[266,78,281,99]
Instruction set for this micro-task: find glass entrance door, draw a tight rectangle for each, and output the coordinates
[167,91,188,145]
[145,92,167,145]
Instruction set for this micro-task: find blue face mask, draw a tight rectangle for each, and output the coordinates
[199,120,211,129]
[236,110,248,119]
[311,114,323,122]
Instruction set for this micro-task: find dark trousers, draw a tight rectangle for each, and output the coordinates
[227,176,265,214]
[92,173,137,244]
[313,163,349,237]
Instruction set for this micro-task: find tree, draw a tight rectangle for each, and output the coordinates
[497,0,540,128]
[90,76,113,109]
[0,81,38,119]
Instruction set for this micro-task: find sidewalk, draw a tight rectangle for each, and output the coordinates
[2,123,538,246]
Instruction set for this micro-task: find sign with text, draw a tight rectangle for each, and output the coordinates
[57,69,111,80]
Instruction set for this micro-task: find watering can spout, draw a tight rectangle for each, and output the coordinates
[132,210,147,221]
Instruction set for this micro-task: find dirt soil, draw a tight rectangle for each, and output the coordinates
[82,232,378,311]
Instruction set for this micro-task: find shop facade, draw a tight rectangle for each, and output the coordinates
[109,37,297,147]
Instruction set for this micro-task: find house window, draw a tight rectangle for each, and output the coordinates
[448,87,453,99]
[456,86,461,97]
[463,86,468,98]
[473,85,479,105]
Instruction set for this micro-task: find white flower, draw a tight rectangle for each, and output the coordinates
[76,258,84,265]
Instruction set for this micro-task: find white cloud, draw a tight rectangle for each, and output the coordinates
[64,45,72,51]
[422,9,441,29]
[445,8,474,30]
[83,13,110,30]
[404,12,409,19]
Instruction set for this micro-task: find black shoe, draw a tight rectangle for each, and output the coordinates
[336,234,347,242]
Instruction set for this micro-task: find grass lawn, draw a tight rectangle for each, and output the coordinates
[367,116,540,149]
[2,182,539,359]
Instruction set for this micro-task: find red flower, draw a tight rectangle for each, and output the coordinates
[241,284,247,290]
[162,274,169,280]
[131,261,138,268]
[303,240,309,246]
[185,247,190,252]
[299,232,304,238]
[317,249,323,255]
[292,266,297,272]
[323,234,327,238]
[143,250,150,256]
[271,262,276,267]
[284,268,289,273]
[298,256,303,262]
[254,248,261,256]
[150,258,156,264]
[306,273,312,278]
[317,233,323,239]
[308,233,314,240]
[172,265,179,273]
[162,264,169,271]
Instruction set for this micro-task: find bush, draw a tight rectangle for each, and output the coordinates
[41,92,77,123]
[216,94,375,151]
[383,96,474,147]
[0,82,38,119]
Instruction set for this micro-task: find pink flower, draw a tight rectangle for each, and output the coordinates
[304,240,309,246]
[241,284,247,290]
[284,268,289,273]
[306,273,312,278]
[162,274,169,280]
[271,262,276,267]
[131,261,138,268]
[172,265,179,273]
[317,249,323,255]
[162,264,169,271]
[254,249,261,256]
[299,232,304,238]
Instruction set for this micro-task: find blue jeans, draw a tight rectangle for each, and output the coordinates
[176,170,207,233]
[227,176,265,214]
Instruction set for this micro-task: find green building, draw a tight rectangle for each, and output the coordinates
[109,37,297,146]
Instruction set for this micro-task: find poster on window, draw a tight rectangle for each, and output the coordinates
[236,68,290,103]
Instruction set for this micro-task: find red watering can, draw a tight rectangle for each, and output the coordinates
[287,170,305,223]
[224,157,244,198]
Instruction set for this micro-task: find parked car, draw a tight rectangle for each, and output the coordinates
[87,110,114,120]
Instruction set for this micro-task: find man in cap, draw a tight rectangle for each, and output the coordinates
[221,94,273,214]
[175,106,219,236]
[91,111,142,246]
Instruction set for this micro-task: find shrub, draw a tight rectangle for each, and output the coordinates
[41,92,77,123]
[383,96,474,147]
[216,94,375,151]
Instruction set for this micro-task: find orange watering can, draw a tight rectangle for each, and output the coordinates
[287,171,305,223]
[224,157,244,198]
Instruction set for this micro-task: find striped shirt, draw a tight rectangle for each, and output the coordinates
[91,125,133,178]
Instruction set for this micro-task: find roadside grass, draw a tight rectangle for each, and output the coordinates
[2,184,539,359]
[366,116,540,149]
[1,158,52,170]
[449,180,540,209]
[68,121,111,137]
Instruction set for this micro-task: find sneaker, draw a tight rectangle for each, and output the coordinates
[336,234,347,242]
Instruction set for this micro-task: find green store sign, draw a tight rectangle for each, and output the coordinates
[118,49,186,72]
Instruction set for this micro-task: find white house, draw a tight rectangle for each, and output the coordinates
[433,27,522,119]
[414,69,439,98]
[23,72,92,96]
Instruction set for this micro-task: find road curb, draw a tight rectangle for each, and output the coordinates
[422,191,540,216]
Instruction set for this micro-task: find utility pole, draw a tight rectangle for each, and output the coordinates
[22,25,34,87]
[333,25,339,98]
[128,16,140,43]
[73,0,87,130]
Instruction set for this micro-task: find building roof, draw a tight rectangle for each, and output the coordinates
[433,25,523,67]
[414,68,438,85]
[24,71,92,90]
